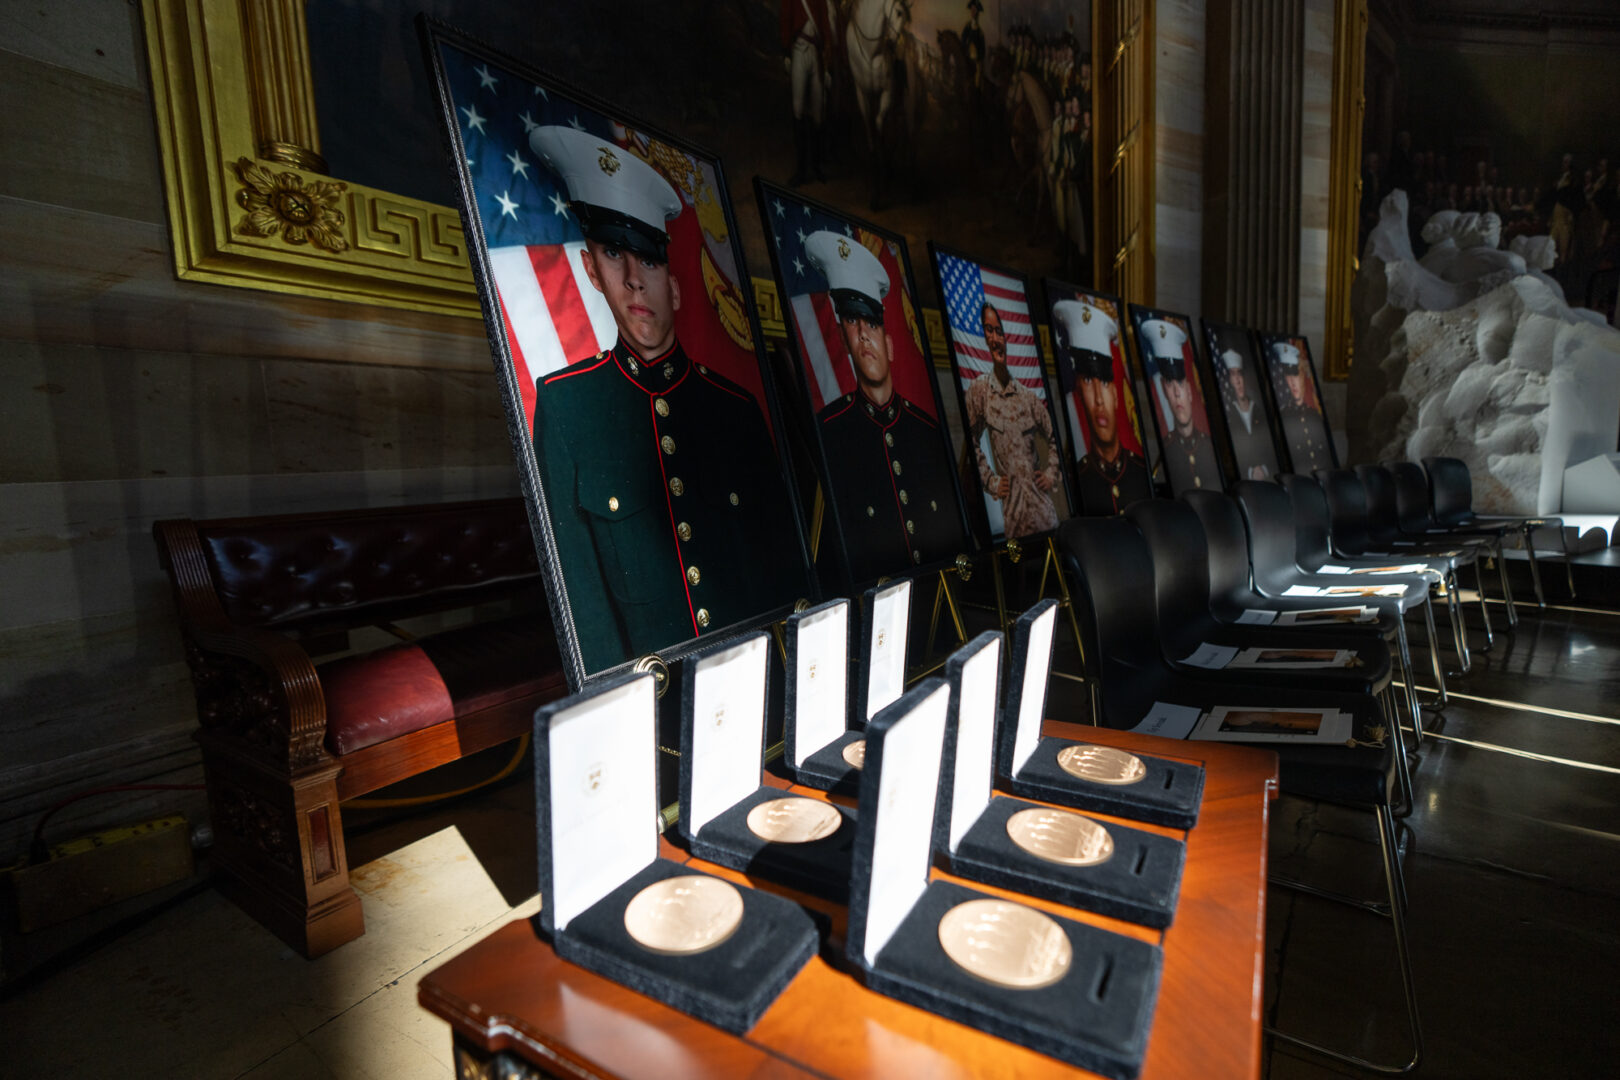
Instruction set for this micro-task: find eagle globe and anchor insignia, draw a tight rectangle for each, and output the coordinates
[597,146,621,175]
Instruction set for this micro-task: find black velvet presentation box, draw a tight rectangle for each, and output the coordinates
[782,598,860,794]
[848,678,1164,1079]
[678,632,856,902]
[945,796,1184,928]
[851,578,912,730]
[998,600,1204,829]
[935,631,1185,928]
[534,672,817,1033]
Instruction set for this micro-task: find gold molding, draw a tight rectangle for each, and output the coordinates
[142,0,961,350]
[1325,0,1368,381]
[143,0,477,316]
[1096,0,1155,306]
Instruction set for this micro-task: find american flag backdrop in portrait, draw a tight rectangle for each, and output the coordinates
[438,44,765,434]
[937,255,1047,400]
[766,192,936,417]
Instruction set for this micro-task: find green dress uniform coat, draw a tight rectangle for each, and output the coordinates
[533,339,804,673]
[1074,450,1151,515]
[1165,428,1224,494]
[818,389,966,583]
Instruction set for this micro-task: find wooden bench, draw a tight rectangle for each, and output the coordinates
[154,498,567,957]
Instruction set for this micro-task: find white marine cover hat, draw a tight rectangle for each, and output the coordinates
[530,125,682,262]
[805,230,889,323]
[1052,299,1118,381]
[1138,318,1189,380]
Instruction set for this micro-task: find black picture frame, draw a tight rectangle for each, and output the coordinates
[1256,331,1341,474]
[1040,279,1156,517]
[926,243,1075,547]
[1125,304,1227,496]
[419,18,816,691]
[754,178,976,590]
[1200,319,1284,482]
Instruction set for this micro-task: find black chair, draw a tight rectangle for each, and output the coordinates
[1124,498,1395,695]
[1280,473,1486,666]
[1320,467,1515,629]
[1232,479,1454,710]
[1179,488,1432,759]
[1059,515,1421,1074]
[1424,455,1575,606]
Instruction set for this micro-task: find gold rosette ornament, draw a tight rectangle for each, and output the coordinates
[233,157,350,252]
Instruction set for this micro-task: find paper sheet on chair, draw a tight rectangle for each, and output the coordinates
[1128,701,1202,740]
[1236,609,1278,625]
[1227,646,1354,669]
[1274,606,1376,626]
[1284,583,1408,598]
[1190,706,1353,744]
[1318,563,1430,575]
[1180,642,1238,669]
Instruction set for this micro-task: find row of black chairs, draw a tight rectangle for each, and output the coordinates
[1053,456,1553,1075]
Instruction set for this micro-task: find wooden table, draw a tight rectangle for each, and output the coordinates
[419,721,1279,1080]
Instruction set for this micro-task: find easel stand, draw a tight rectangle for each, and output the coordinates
[988,536,1089,676]
[916,557,973,679]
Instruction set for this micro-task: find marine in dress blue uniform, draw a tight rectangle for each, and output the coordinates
[805,230,964,583]
[528,126,803,673]
[1054,299,1150,515]
[1271,340,1330,473]
[1141,318,1223,494]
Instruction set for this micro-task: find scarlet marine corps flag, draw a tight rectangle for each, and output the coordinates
[438,45,762,433]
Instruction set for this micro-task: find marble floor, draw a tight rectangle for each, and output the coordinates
[2,591,1617,1079]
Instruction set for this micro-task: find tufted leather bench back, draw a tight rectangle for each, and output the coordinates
[193,498,540,630]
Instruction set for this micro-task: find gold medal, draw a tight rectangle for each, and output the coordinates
[1056,744,1147,786]
[1005,807,1114,867]
[937,898,1072,990]
[622,875,744,956]
[842,739,866,769]
[745,797,843,844]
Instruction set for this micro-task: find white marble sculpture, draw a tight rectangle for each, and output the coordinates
[1348,190,1620,514]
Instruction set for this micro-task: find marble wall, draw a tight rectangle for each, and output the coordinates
[1156,0,1206,325]
[0,4,517,857]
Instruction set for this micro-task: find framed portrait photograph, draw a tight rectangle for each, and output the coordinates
[1258,332,1339,474]
[421,21,815,688]
[1200,320,1282,482]
[1041,281,1154,516]
[1125,305,1226,496]
[755,179,974,588]
[928,245,1073,545]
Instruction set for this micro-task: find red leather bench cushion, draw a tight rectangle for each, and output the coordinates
[320,617,564,756]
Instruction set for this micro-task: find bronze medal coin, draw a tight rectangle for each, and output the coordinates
[842,739,866,769]
[622,875,744,956]
[1056,744,1148,786]
[746,797,843,844]
[937,898,1073,990]
[1005,807,1114,867]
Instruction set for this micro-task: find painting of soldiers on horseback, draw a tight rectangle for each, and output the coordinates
[311,0,1102,305]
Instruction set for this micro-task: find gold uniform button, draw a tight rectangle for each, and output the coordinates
[1111,484,1120,497]
[930,500,938,511]
[884,432,894,447]
[729,492,739,506]
[912,551,922,564]
[899,490,909,505]
[669,477,684,496]
[892,460,903,476]
[906,520,915,534]
[1194,476,1202,488]
[655,398,670,417]
[687,566,701,586]
[698,365,709,375]
[695,608,710,628]
[866,506,875,517]
[677,522,692,541]
[661,435,676,455]
[608,496,620,512]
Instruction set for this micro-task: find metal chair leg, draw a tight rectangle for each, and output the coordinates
[1440,575,1471,675]
[1494,539,1520,628]
[1525,527,1549,608]
[1469,559,1493,649]
[1267,801,1423,1074]
[1418,597,1449,708]
[1394,625,1424,747]
[1385,691,1416,819]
